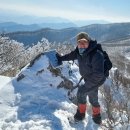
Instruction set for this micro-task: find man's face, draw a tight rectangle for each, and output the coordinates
[77,39,89,48]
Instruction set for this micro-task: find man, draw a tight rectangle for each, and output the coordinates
[56,32,106,124]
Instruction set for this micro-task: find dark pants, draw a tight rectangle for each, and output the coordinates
[77,85,100,107]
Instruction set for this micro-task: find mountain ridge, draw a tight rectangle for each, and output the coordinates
[0,21,77,32]
[4,22,130,45]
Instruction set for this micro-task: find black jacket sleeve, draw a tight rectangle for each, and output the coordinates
[60,49,77,61]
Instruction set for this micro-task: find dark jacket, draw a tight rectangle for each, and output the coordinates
[60,40,105,92]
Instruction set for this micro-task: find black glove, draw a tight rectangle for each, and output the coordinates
[56,53,62,65]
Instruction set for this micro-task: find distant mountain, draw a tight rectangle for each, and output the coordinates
[0,22,77,33]
[0,22,42,33]
[4,22,130,46]
[73,20,109,27]
[0,10,72,24]
[0,10,111,31]
[0,11,77,31]
[101,36,130,46]
[39,22,77,29]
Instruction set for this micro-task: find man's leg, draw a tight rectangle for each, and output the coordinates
[74,85,87,121]
[88,88,102,124]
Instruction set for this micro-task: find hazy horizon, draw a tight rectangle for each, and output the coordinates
[0,0,130,23]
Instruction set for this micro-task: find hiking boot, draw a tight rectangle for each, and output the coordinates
[92,113,102,124]
[74,109,85,121]
[92,106,101,124]
[74,104,86,121]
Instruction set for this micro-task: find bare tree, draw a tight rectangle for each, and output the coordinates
[0,36,26,76]
[100,68,130,130]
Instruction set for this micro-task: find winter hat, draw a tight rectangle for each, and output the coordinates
[77,32,91,42]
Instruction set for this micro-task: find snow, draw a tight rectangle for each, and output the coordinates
[0,75,12,90]
[0,54,106,130]
[126,55,130,60]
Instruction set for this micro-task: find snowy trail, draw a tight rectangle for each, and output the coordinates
[0,54,104,130]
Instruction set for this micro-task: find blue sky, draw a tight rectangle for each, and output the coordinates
[0,0,130,22]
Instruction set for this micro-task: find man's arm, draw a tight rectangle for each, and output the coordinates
[57,49,77,62]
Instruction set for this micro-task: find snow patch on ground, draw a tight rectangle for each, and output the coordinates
[0,75,12,90]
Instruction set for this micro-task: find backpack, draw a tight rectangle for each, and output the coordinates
[90,44,112,77]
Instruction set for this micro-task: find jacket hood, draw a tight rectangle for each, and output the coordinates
[86,40,97,54]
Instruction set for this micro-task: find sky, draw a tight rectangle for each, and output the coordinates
[0,0,130,22]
